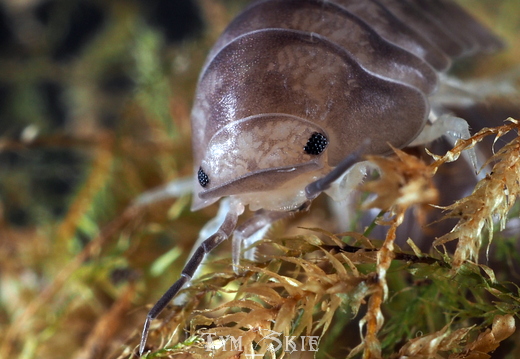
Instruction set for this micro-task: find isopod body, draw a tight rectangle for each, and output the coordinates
[140,0,503,354]
[191,0,503,212]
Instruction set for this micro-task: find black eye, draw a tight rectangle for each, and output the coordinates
[304,132,328,155]
[198,167,209,187]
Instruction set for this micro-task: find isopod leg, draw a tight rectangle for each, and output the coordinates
[138,199,244,356]
[133,176,193,206]
[440,115,479,172]
[410,114,480,174]
[232,210,291,273]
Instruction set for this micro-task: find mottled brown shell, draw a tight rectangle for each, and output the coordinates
[191,0,503,210]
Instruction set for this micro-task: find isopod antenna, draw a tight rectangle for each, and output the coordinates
[138,199,244,356]
[305,139,370,200]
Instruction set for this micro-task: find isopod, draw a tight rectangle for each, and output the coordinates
[139,0,504,354]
